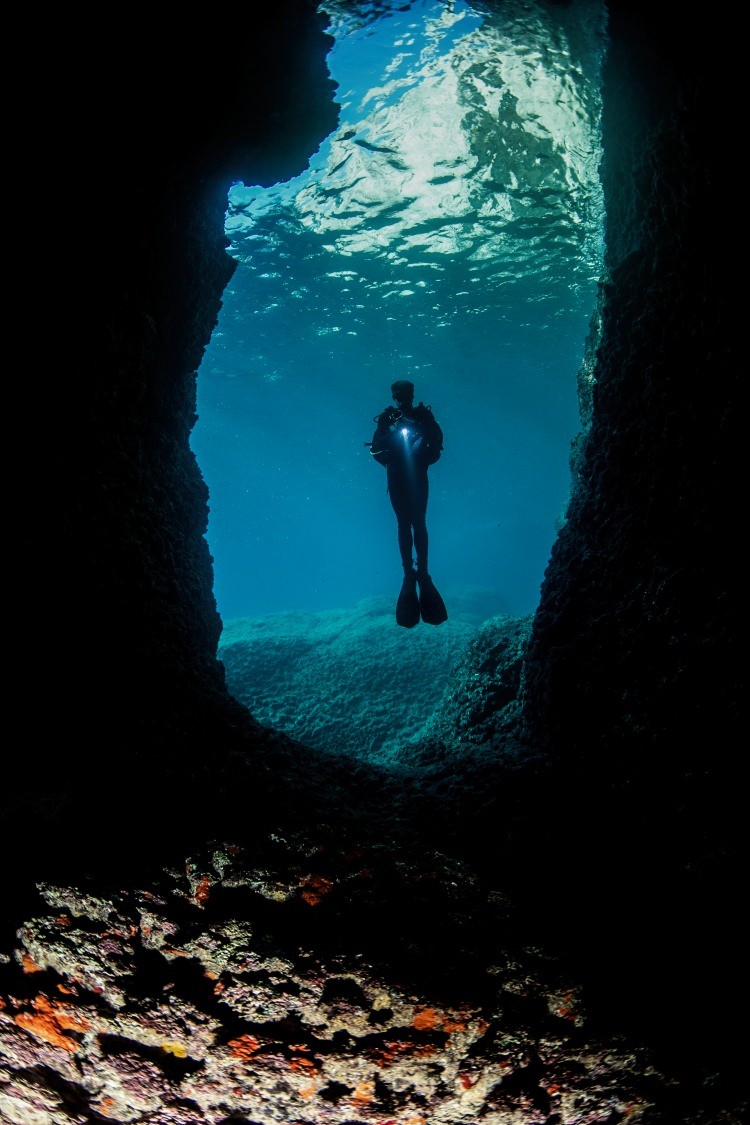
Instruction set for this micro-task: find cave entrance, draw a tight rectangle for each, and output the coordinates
[191,0,606,763]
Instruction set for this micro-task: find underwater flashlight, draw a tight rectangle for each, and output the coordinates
[401,427,410,438]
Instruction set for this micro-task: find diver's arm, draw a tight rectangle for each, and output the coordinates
[375,405,398,432]
[370,407,395,465]
[418,404,443,446]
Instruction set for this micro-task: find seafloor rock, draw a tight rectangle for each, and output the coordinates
[4,832,742,1125]
[218,595,485,764]
[397,613,534,773]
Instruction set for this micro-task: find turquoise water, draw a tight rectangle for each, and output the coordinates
[192,0,606,624]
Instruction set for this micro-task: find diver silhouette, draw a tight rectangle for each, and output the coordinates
[369,379,448,628]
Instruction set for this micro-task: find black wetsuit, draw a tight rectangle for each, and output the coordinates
[370,403,443,573]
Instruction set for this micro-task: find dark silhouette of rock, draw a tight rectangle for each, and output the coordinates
[2,1,744,1120]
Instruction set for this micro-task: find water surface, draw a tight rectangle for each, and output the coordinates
[192,0,606,624]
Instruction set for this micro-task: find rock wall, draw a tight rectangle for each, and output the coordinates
[516,0,742,1062]
[4,0,743,1100]
[10,3,339,823]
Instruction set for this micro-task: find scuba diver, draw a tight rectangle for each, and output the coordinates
[369,379,448,628]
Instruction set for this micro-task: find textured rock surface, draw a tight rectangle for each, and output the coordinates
[513,1,744,1074]
[399,614,534,769]
[2,833,745,1125]
[5,1,744,1122]
[218,597,481,763]
[11,1,341,810]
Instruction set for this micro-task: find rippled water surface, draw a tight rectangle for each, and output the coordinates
[192,0,606,623]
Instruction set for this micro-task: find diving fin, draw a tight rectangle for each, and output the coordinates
[396,569,420,628]
[416,571,448,625]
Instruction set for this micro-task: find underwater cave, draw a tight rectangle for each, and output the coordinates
[3,1,744,1122]
[191,0,607,764]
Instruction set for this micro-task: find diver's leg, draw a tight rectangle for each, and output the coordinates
[413,522,428,574]
[389,478,416,570]
[412,475,447,625]
[398,525,415,570]
[411,474,429,574]
[389,476,419,627]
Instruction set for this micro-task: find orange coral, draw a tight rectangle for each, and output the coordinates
[228,1034,261,1060]
[374,1039,437,1066]
[350,1080,375,1105]
[290,1043,318,1072]
[412,1007,438,1030]
[290,1057,316,1071]
[300,874,334,906]
[15,995,90,1053]
[411,1006,470,1033]
[194,876,212,906]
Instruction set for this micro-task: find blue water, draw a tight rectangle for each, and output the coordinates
[192,0,606,624]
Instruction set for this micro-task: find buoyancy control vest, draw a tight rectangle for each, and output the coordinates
[369,402,443,469]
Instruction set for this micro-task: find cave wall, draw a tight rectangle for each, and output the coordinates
[517,0,742,1053]
[9,3,740,888]
[10,4,338,814]
[5,0,742,1074]
[523,3,740,852]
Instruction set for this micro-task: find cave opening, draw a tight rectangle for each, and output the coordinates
[190,0,607,763]
[3,4,744,1118]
